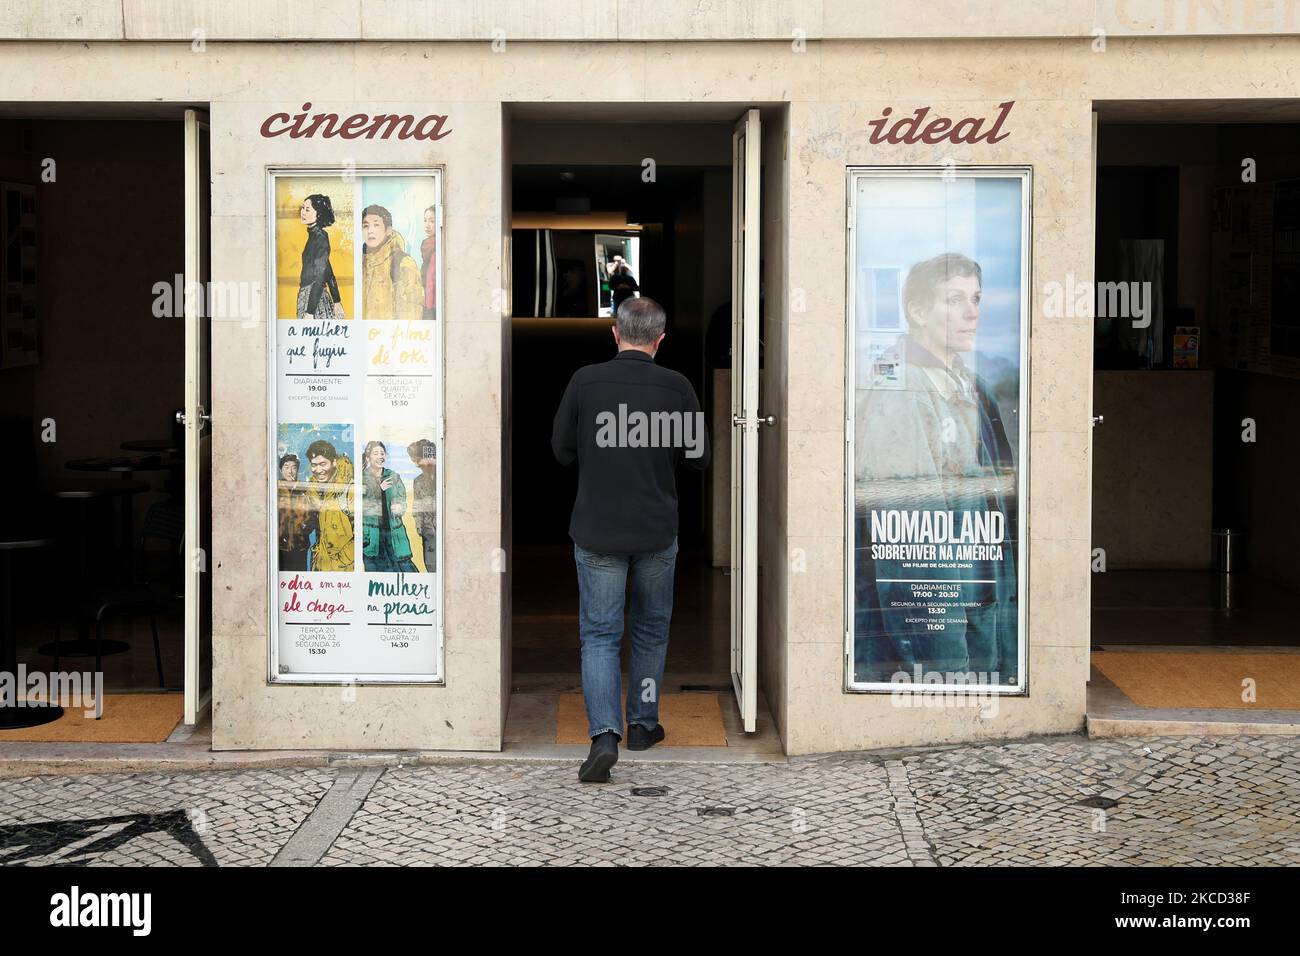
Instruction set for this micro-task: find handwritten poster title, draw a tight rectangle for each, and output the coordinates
[284,320,351,369]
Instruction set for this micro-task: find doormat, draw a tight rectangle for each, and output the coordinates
[556,692,727,746]
[1092,651,1300,710]
[0,694,184,743]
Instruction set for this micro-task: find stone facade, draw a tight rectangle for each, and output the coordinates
[2,2,1296,753]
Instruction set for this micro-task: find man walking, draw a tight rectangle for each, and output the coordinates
[551,297,710,782]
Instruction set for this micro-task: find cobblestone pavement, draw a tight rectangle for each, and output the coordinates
[2,736,1299,866]
[0,768,334,866]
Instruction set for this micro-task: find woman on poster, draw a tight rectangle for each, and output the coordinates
[361,440,418,573]
[297,193,344,321]
[420,205,437,320]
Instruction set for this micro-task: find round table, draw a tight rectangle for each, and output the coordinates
[61,463,164,583]
[0,535,64,729]
[121,439,181,455]
[118,443,185,498]
[51,479,149,496]
[37,480,150,660]
[65,454,178,481]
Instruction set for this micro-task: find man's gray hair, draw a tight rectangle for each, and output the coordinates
[616,296,666,346]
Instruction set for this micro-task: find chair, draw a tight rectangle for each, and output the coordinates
[52,499,182,688]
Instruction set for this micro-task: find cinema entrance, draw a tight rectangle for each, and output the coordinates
[502,104,788,757]
[1088,100,1300,734]
[0,104,213,744]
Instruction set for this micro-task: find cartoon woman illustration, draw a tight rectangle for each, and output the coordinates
[297,194,344,321]
[361,440,418,573]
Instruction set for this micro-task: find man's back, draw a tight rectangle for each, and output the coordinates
[552,350,710,553]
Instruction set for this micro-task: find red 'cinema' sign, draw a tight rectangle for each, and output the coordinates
[260,102,452,141]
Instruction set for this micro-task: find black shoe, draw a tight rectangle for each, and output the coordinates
[626,723,665,751]
[578,731,620,783]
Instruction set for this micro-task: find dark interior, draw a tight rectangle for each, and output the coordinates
[1091,121,1300,648]
[509,157,735,684]
[0,118,191,696]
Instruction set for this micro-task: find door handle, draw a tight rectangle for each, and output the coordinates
[176,407,212,427]
[1091,414,1104,427]
[732,414,778,427]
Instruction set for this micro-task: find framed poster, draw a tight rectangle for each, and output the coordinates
[846,167,1030,694]
[267,167,444,684]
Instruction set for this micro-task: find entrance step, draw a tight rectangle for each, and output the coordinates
[499,741,785,764]
[505,679,785,762]
[1087,668,1300,737]
[1088,714,1300,737]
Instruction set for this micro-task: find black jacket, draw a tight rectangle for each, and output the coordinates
[610,273,639,314]
[299,225,340,315]
[552,350,710,553]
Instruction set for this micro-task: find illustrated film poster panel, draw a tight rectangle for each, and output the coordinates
[269,168,442,683]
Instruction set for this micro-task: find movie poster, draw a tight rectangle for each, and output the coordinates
[269,169,442,683]
[848,168,1029,693]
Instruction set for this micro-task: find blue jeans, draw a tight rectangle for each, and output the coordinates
[573,537,678,740]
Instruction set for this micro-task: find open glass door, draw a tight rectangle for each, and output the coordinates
[182,109,212,724]
[730,108,761,733]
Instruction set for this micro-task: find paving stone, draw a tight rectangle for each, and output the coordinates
[2,735,1298,866]
[0,767,333,866]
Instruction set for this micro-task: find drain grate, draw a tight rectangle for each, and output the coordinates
[631,787,669,797]
[1078,796,1119,809]
[696,807,735,817]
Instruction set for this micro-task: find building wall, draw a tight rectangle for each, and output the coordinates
[499,113,513,737]
[1,12,1297,752]
[780,43,1080,752]
[203,90,507,750]
[8,1,1300,41]
[758,105,790,747]
[777,35,1300,755]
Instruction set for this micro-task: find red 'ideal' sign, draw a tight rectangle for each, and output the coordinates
[866,101,1014,145]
